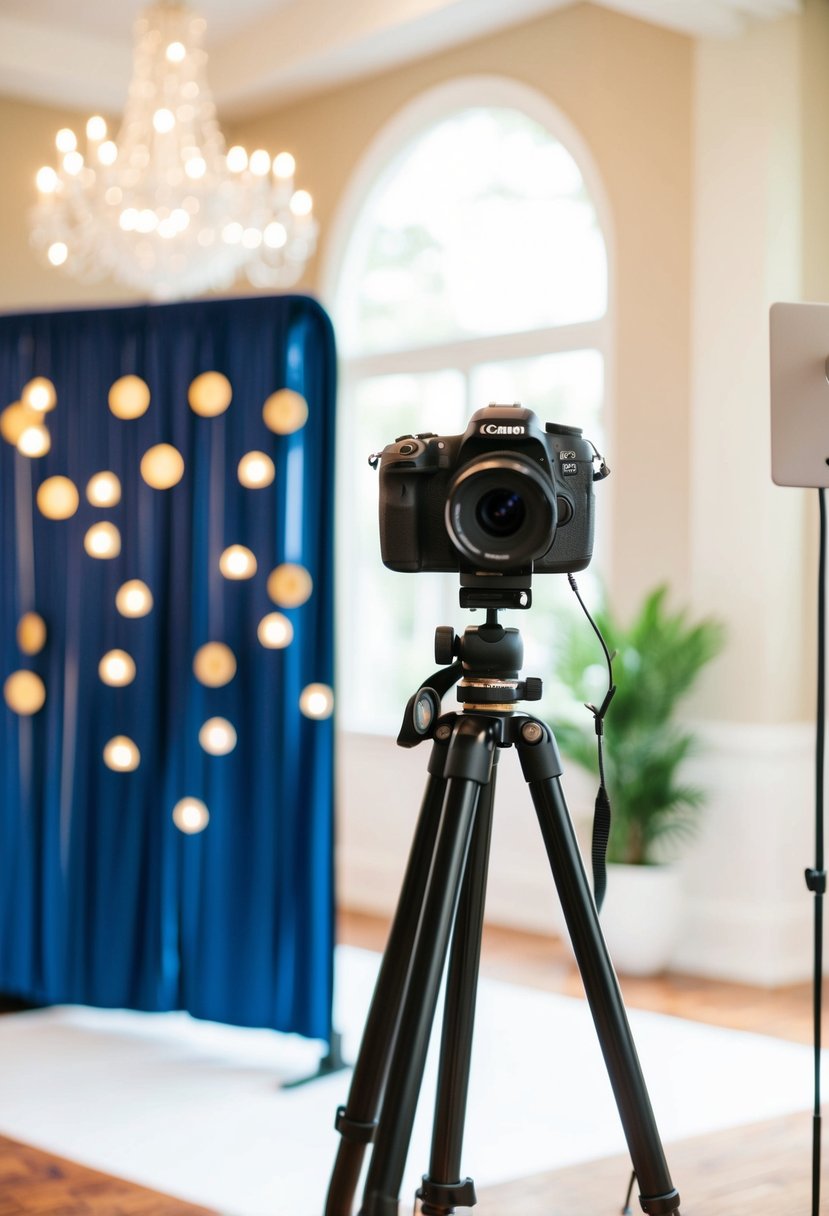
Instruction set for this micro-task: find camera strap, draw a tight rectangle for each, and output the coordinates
[568,575,616,912]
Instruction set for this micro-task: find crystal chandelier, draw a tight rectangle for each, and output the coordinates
[30,2,318,300]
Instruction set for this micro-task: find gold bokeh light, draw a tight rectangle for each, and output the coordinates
[262,388,308,435]
[299,683,334,720]
[188,371,232,417]
[103,735,141,772]
[0,403,37,445]
[109,374,150,419]
[98,649,136,687]
[84,522,121,559]
[17,424,51,458]
[87,471,122,507]
[21,377,57,413]
[198,717,237,756]
[115,579,153,618]
[193,642,237,688]
[140,443,184,489]
[4,670,47,715]
[267,563,313,608]
[172,797,210,834]
[219,544,257,580]
[17,612,47,656]
[238,451,275,489]
[36,475,79,520]
[257,612,294,649]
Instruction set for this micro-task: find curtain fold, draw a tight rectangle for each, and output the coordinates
[0,295,336,1041]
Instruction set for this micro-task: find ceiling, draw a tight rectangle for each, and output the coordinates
[0,0,801,120]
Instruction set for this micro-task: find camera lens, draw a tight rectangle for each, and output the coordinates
[445,456,557,569]
[476,489,526,537]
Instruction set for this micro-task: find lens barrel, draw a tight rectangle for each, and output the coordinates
[445,455,557,568]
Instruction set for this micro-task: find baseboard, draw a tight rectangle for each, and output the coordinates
[337,720,819,985]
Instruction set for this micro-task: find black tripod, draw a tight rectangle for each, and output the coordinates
[325,611,681,1216]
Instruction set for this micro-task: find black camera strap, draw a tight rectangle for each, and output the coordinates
[568,575,616,911]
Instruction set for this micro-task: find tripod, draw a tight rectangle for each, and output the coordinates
[325,610,681,1216]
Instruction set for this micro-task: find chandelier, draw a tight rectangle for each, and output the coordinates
[29,2,318,300]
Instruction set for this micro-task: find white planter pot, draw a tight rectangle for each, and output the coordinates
[599,863,683,977]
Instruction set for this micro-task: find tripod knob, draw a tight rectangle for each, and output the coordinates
[524,677,543,701]
[434,626,456,665]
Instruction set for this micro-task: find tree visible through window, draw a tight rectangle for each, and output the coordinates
[330,92,611,734]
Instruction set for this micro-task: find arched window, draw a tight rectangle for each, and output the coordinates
[325,78,612,734]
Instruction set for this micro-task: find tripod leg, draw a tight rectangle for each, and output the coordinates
[516,721,681,1216]
[359,714,500,1216]
[418,754,498,1216]
[325,741,451,1216]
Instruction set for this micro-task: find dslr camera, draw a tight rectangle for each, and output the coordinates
[375,403,604,608]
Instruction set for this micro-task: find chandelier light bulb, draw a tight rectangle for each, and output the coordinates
[153,107,176,134]
[55,128,76,153]
[249,149,271,176]
[290,190,313,217]
[98,140,118,166]
[29,2,318,299]
[273,152,296,179]
[86,115,107,141]
[63,151,84,176]
[226,145,248,172]
[36,166,58,194]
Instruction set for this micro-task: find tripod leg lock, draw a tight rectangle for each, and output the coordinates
[334,1104,377,1144]
[417,1175,477,1212]
[638,1186,681,1215]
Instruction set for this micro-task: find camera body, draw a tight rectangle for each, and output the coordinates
[377,403,596,578]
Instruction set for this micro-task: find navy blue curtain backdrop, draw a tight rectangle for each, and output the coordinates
[0,295,336,1041]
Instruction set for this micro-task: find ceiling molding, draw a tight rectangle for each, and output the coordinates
[0,0,804,122]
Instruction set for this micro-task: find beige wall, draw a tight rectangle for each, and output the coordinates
[0,96,138,311]
[233,3,694,617]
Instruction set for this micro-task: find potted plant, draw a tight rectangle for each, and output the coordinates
[552,585,725,975]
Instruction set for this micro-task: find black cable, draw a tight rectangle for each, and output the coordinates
[568,575,616,911]
[808,487,826,1216]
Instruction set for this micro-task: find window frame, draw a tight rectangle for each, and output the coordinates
[321,76,616,735]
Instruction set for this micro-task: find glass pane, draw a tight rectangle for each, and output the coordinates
[339,370,466,734]
[337,108,608,356]
[469,349,604,442]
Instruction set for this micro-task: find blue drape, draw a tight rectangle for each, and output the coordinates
[0,295,336,1041]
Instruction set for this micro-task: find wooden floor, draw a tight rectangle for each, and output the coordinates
[2,912,822,1214]
[0,1135,215,1215]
